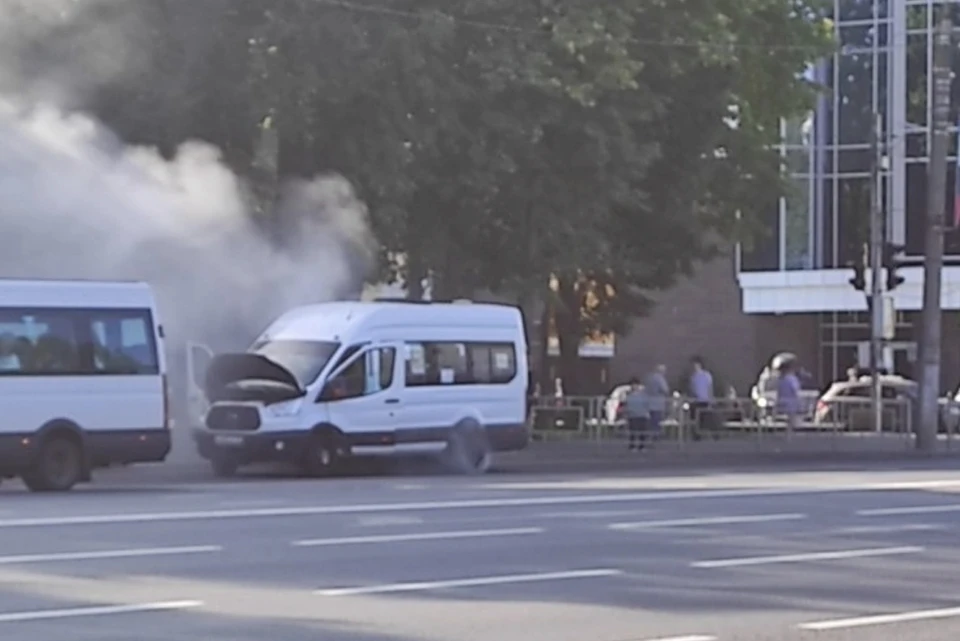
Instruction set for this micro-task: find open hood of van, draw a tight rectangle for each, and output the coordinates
[204,353,303,401]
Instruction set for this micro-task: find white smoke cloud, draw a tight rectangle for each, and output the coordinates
[0,1,376,351]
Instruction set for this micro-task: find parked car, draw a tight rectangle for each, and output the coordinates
[813,375,916,432]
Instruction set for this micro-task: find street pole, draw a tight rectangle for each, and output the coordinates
[917,15,952,451]
[869,113,884,433]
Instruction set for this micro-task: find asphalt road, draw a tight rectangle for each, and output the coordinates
[2,466,960,640]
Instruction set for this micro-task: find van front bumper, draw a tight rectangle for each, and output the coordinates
[193,429,311,464]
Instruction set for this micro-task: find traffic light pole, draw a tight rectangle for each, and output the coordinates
[869,114,884,433]
[917,15,952,452]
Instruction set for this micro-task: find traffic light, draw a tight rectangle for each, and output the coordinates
[883,242,905,291]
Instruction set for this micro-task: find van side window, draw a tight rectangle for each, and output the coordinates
[379,347,396,389]
[324,348,395,400]
[404,341,517,387]
[0,308,81,375]
[405,342,469,386]
[86,310,159,375]
[469,343,517,384]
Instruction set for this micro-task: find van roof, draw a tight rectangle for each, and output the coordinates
[0,279,154,308]
[262,300,523,342]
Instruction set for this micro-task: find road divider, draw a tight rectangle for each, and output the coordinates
[315,568,623,596]
[0,600,203,623]
[0,545,221,565]
[609,513,806,530]
[799,605,960,630]
[692,545,924,568]
[293,527,543,547]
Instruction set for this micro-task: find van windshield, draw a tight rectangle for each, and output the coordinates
[250,340,340,387]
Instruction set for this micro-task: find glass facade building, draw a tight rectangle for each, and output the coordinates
[741,0,960,274]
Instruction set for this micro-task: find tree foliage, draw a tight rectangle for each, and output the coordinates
[16,0,834,391]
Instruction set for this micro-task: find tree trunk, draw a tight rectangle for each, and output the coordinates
[405,251,425,300]
[554,275,584,395]
[537,301,552,395]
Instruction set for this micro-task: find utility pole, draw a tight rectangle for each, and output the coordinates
[917,15,952,451]
[868,113,884,433]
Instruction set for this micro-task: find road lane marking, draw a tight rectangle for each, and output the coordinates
[356,516,425,527]
[0,600,203,623]
[642,636,717,641]
[315,568,622,596]
[539,509,658,519]
[834,523,946,534]
[4,480,960,528]
[800,606,960,630]
[609,513,806,530]
[857,505,960,516]
[692,545,924,568]
[0,545,221,565]
[294,527,543,547]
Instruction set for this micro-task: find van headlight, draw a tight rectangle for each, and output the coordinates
[266,399,303,418]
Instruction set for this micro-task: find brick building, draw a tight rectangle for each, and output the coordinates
[618,0,960,395]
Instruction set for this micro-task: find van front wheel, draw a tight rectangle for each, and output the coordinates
[302,434,340,477]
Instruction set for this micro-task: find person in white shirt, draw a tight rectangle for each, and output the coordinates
[0,333,22,372]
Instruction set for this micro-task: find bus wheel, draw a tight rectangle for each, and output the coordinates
[23,435,83,492]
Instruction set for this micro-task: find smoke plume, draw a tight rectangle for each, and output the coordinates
[0,1,376,350]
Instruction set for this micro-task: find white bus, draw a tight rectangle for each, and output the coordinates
[191,299,529,477]
[0,279,170,491]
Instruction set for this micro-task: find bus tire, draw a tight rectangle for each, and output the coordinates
[22,433,84,492]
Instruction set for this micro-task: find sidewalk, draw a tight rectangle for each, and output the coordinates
[492,433,960,474]
[93,432,960,485]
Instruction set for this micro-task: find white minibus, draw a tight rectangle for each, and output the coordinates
[191,300,529,477]
[0,279,170,491]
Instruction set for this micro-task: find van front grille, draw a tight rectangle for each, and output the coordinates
[206,405,261,431]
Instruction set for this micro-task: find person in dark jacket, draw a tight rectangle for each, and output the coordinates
[623,377,650,451]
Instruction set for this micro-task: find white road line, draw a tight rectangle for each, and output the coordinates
[835,523,946,534]
[2,480,958,528]
[0,545,221,565]
[609,513,806,530]
[0,600,203,623]
[857,505,960,516]
[641,636,717,641]
[315,568,623,596]
[800,606,960,630]
[539,510,658,519]
[356,516,425,527]
[294,527,543,547]
[692,545,924,568]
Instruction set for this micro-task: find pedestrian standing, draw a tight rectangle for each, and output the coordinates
[645,364,670,443]
[776,359,802,438]
[623,377,650,451]
[688,357,714,438]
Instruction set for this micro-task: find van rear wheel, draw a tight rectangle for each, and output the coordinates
[443,424,491,475]
[23,435,83,492]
